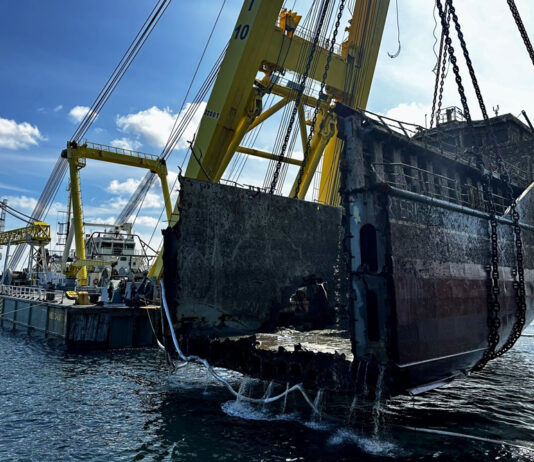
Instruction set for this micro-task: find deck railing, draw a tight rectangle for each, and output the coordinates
[0,285,64,303]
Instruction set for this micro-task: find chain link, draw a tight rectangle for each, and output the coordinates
[269,1,331,194]
[507,0,534,66]
[439,0,527,370]
[430,8,446,129]
[435,0,471,123]
[431,7,451,128]
[293,0,345,198]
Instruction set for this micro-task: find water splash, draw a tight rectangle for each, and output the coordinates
[236,377,251,403]
[281,382,289,414]
[312,389,324,421]
[362,362,369,397]
[327,428,398,456]
[261,380,274,412]
[373,366,385,437]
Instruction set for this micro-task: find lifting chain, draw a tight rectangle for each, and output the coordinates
[435,0,471,123]
[506,0,534,66]
[269,0,331,194]
[437,0,527,371]
[430,6,450,128]
[293,0,346,198]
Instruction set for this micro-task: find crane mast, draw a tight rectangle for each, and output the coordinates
[185,0,389,199]
[148,0,389,278]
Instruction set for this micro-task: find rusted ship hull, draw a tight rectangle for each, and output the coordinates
[161,107,534,397]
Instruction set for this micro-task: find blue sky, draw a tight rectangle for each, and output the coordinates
[1,0,533,262]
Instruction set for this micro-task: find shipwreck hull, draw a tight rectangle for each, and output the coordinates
[161,108,534,397]
[345,184,534,394]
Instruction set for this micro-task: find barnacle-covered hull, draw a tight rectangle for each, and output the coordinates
[161,108,534,397]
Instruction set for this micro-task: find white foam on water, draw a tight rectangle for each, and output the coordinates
[303,420,332,431]
[221,400,298,422]
[327,428,398,457]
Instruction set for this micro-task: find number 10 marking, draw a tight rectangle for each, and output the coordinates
[234,24,250,40]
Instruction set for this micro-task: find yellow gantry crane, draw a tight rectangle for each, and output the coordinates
[63,141,174,285]
[0,221,51,283]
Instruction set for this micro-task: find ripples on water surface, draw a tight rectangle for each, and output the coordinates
[0,325,533,461]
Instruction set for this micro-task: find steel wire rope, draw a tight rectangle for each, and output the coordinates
[265,0,334,193]
[118,45,226,227]
[10,1,173,269]
[293,0,346,198]
[262,0,324,189]
[281,0,338,195]
[160,0,227,160]
[72,0,172,143]
[387,0,401,58]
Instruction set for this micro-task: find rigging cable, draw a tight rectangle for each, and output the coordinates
[293,0,346,198]
[387,0,401,58]
[8,0,173,270]
[269,0,333,194]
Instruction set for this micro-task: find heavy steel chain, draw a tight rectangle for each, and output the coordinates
[293,0,346,198]
[447,1,489,120]
[430,8,447,128]
[435,0,471,123]
[431,7,451,128]
[269,0,331,194]
[442,0,527,369]
[507,0,534,66]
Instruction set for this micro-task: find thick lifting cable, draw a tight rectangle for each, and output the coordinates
[72,0,172,143]
[264,1,330,192]
[293,0,346,198]
[269,0,332,194]
[506,0,534,66]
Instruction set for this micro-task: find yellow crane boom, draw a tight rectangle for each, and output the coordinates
[0,222,51,246]
[149,0,390,279]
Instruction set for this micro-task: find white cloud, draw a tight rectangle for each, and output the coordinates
[69,105,97,123]
[53,105,63,112]
[134,216,159,227]
[84,217,115,226]
[116,102,206,150]
[0,117,44,149]
[110,137,142,151]
[107,178,140,195]
[105,177,163,209]
[5,195,38,212]
[384,102,431,127]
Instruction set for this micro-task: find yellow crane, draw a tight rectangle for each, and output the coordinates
[63,141,174,285]
[0,222,51,247]
[0,221,51,284]
[150,0,390,277]
[65,0,390,283]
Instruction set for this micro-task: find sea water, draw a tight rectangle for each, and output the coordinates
[0,324,533,461]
